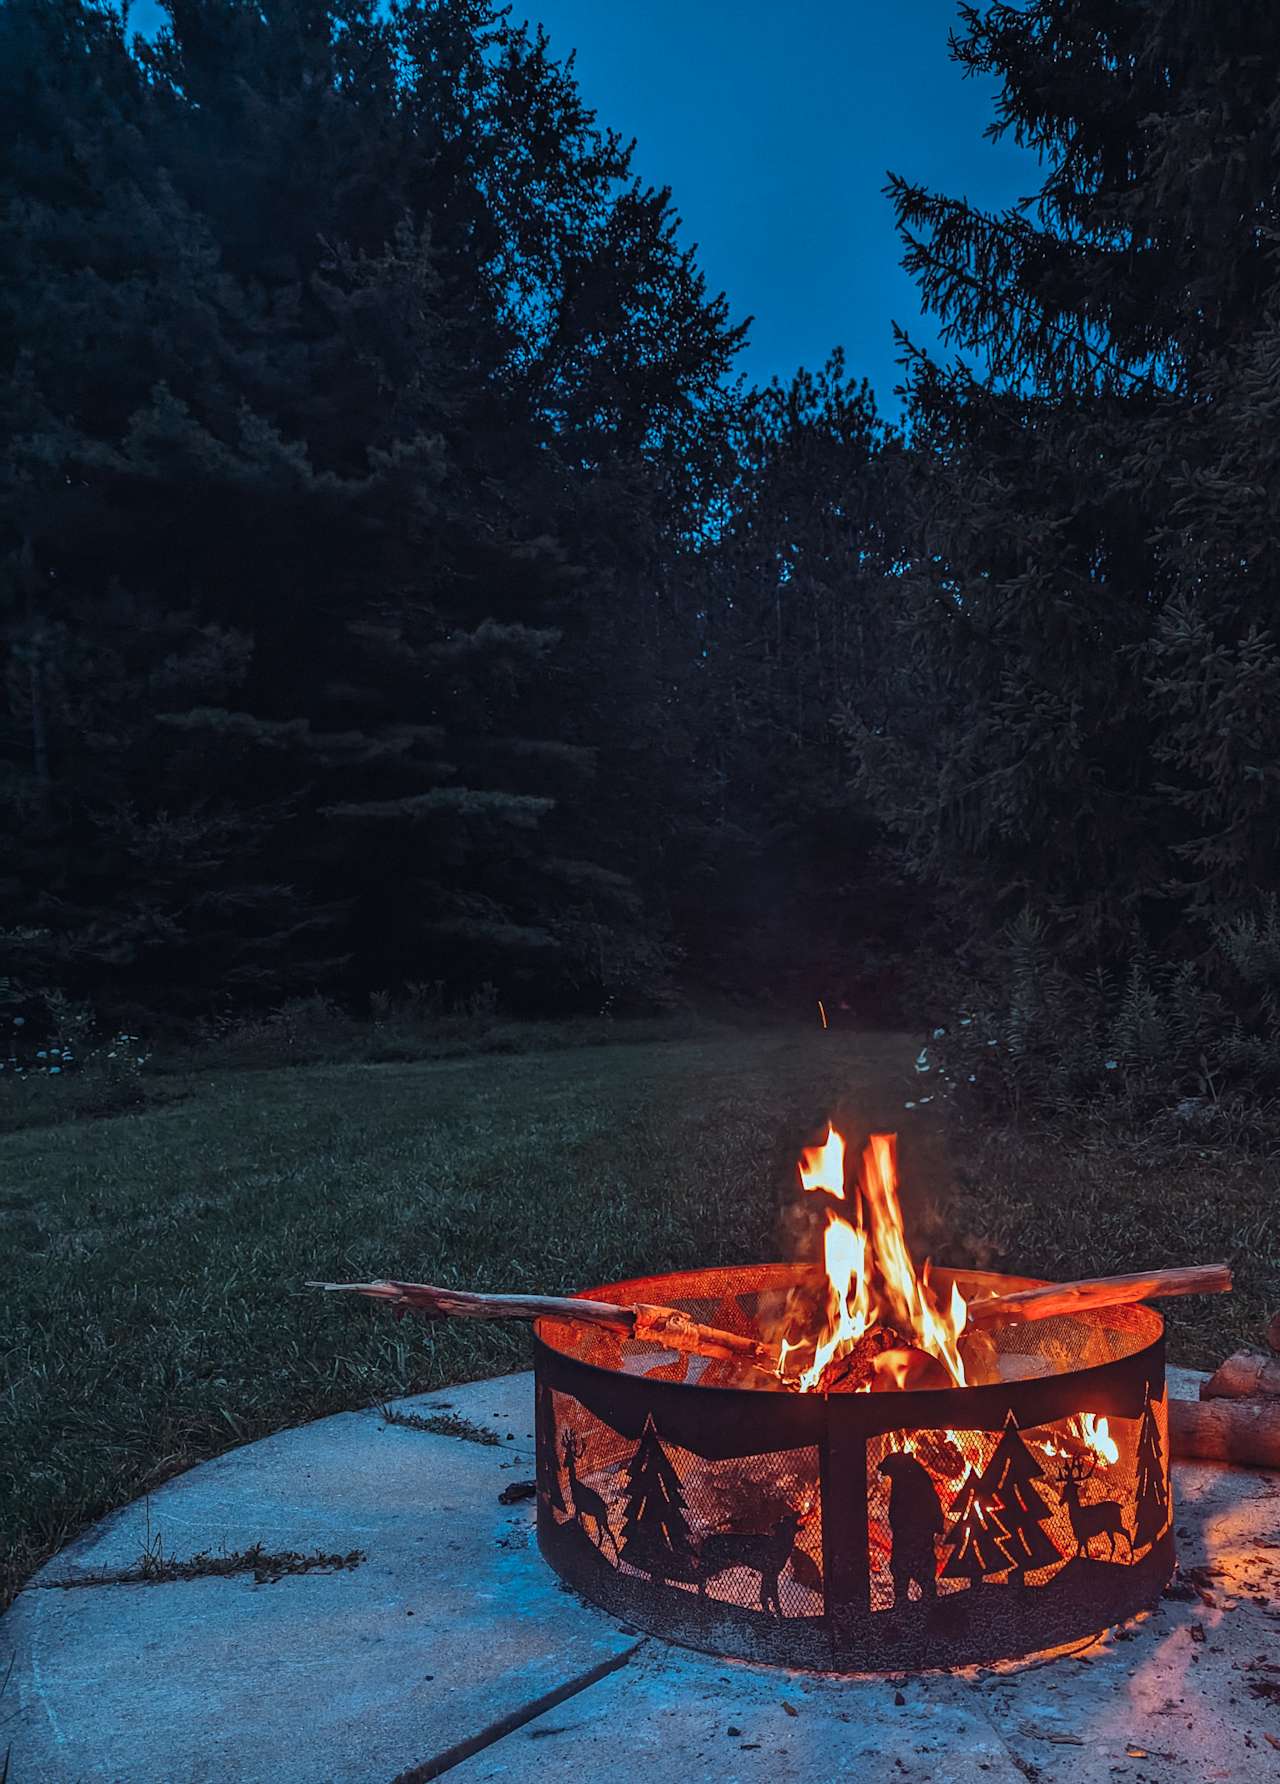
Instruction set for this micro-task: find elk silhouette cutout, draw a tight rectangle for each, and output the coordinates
[695,1499,811,1618]
[1055,1452,1131,1561]
[561,1429,619,1558]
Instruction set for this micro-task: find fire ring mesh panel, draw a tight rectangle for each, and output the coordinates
[533,1265,1172,1671]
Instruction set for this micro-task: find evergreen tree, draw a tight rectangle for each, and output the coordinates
[941,1471,1012,1583]
[617,1413,693,1577]
[0,0,746,1021]
[1131,1392,1169,1554]
[975,1413,1060,1577]
[853,0,1280,1071]
[665,355,914,1001]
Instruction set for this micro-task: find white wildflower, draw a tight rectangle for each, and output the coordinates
[49,1066,61,1074]
[12,1016,24,1027]
[1104,1059,1118,1071]
[904,1101,916,1109]
[932,1026,946,1039]
[914,1048,930,1073]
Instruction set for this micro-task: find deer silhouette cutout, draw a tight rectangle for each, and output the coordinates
[1055,1452,1131,1561]
[561,1430,619,1559]
[695,1499,810,1618]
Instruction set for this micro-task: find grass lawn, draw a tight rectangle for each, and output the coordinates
[2,1022,1273,1610]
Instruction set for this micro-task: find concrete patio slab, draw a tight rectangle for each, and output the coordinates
[2,1372,1277,1784]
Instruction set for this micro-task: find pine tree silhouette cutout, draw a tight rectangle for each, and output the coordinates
[941,1470,1014,1583]
[1132,1389,1170,1552]
[618,1412,693,1579]
[535,1381,566,1514]
[976,1411,1061,1577]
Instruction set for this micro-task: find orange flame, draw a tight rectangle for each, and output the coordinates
[1079,1412,1119,1465]
[785,1126,967,1392]
[798,1123,846,1198]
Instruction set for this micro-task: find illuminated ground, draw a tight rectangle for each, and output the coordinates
[2,1371,1275,1783]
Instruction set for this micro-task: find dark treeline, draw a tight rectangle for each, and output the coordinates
[5,0,1280,1118]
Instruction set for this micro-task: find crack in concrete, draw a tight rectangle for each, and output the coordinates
[34,1544,366,1591]
[388,1640,648,1783]
[381,1408,504,1446]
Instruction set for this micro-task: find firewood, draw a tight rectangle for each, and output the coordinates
[1168,1394,1280,1471]
[1200,1351,1280,1402]
[958,1327,1000,1384]
[311,1258,1232,1390]
[967,1263,1232,1326]
[308,1278,779,1377]
[868,1345,952,1392]
[815,1323,902,1393]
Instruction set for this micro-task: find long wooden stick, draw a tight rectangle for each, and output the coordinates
[310,1262,1231,1367]
[307,1280,778,1372]
[964,1263,1232,1326]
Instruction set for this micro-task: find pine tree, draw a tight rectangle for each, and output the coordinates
[854,0,1280,1068]
[664,354,913,998]
[1132,1392,1169,1554]
[617,1413,693,1577]
[941,1471,1013,1583]
[0,0,747,1022]
[976,1413,1060,1577]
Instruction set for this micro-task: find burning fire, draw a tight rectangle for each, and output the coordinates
[1056,1413,1119,1465]
[782,1126,968,1393]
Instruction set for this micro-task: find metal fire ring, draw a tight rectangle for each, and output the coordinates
[533,1264,1172,1671]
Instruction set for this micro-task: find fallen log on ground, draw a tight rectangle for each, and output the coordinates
[1200,1350,1280,1402]
[1167,1393,1280,1472]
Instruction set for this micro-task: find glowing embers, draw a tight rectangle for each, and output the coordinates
[540,1388,823,1621]
[866,1393,1171,1615]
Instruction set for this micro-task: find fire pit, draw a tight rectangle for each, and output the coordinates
[530,1128,1173,1671]
[532,1262,1170,1670]
[317,1122,1218,1673]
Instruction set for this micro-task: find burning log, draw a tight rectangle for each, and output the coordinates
[1200,1350,1280,1402]
[966,1263,1232,1326]
[957,1325,1000,1385]
[812,1323,901,1393]
[869,1346,953,1392]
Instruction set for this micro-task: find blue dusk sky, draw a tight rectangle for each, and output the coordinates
[127,0,1040,413]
